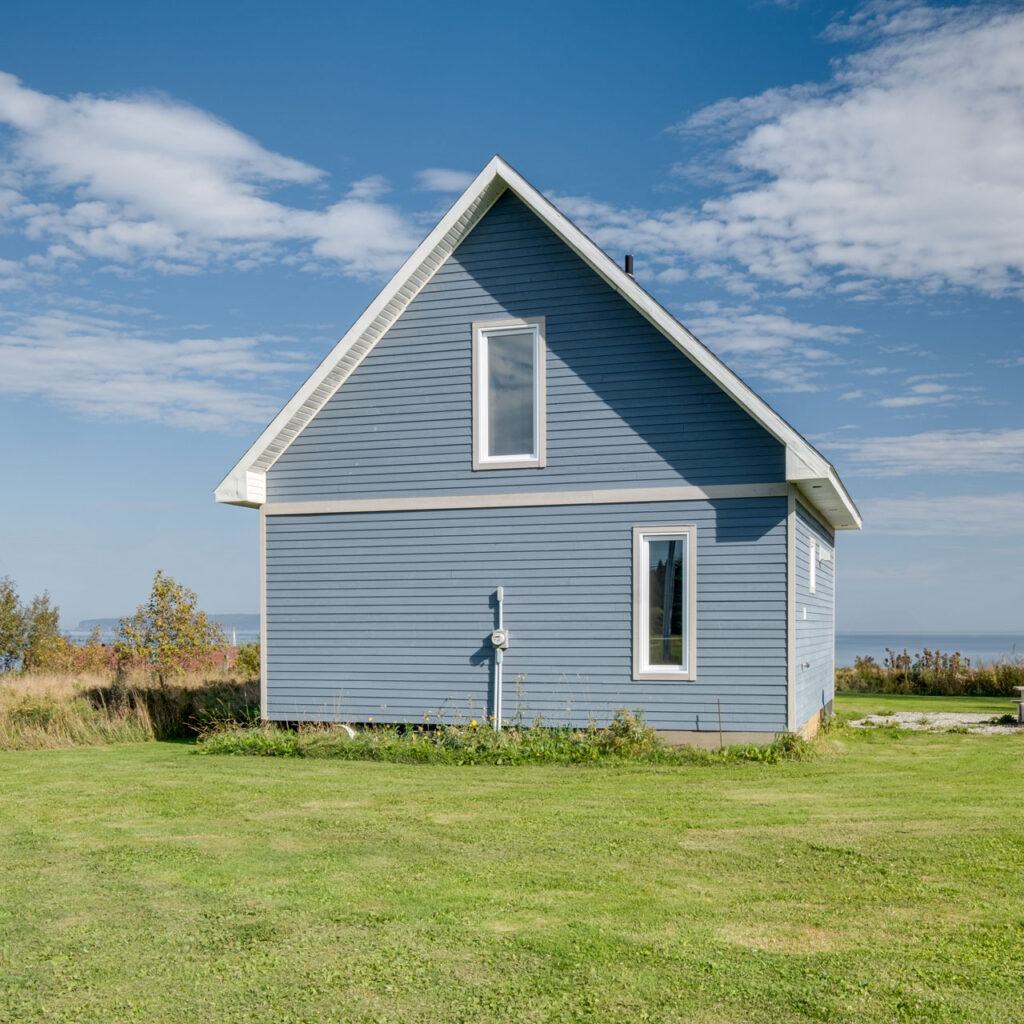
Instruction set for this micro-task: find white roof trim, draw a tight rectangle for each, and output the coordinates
[215,155,860,531]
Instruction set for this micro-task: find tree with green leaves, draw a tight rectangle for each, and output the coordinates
[235,640,260,680]
[22,590,63,671]
[0,576,26,671]
[116,571,225,684]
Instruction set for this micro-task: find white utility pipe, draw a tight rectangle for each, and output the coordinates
[494,586,504,731]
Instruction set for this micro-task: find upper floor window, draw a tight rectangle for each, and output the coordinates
[472,317,546,470]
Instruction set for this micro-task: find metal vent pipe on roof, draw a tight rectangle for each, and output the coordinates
[624,254,634,277]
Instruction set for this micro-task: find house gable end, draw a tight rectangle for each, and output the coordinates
[265,191,785,502]
[216,156,859,530]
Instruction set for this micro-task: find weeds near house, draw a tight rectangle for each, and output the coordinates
[197,708,813,766]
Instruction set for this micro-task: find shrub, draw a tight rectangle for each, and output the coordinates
[836,647,1024,697]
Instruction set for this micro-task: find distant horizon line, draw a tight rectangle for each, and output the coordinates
[838,629,1022,637]
[66,615,1020,638]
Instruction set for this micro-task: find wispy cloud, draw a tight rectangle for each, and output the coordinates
[685,305,858,392]
[823,0,958,43]
[992,353,1024,368]
[859,371,981,409]
[0,73,420,277]
[876,380,957,408]
[821,427,1024,476]
[860,493,1024,536]
[0,309,307,430]
[415,168,474,193]
[555,4,1024,298]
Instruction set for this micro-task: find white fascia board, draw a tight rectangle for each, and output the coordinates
[215,154,861,531]
[215,468,265,509]
[214,157,509,507]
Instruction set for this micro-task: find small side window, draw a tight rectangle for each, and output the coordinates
[633,525,697,681]
[472,317,546,469]
[809,538,817,594]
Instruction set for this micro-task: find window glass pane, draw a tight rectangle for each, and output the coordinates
[487,330,534,457]
[647,536,687,668]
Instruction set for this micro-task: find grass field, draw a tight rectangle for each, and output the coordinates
[835,691,1015,718]
[2,722,1023,1023]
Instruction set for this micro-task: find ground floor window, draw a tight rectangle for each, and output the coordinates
[633,525,697,681]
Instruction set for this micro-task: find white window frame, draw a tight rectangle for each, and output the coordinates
[632,524,698,681]
[472,316,546,470]
[809,538,817,594]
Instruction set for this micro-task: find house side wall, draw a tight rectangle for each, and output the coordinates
[794,500,836,728]
[266,192,785,502]
[263,496,788,733]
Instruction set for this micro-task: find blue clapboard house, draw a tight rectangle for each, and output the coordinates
[216,157,860,744]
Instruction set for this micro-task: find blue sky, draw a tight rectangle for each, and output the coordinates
[1,0,1021,634]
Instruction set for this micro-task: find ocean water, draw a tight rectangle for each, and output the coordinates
[836,633,1023,668]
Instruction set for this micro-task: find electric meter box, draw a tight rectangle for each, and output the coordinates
[490,629,510,650]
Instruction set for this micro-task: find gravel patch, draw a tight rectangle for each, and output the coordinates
[851,711,1022,735]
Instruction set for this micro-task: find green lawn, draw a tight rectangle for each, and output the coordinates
[2,730,1023,1023]
[835,691,1016,718]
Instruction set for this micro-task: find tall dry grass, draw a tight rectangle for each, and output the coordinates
[0,667,259,751]
[835,647,1024,696]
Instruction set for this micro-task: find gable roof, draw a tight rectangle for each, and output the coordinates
[216,156,860,530]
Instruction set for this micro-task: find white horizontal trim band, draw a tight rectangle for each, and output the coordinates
[263,483,788,517]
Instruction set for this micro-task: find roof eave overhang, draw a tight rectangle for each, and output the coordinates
[786,450,862,531]
[215,155,861,532]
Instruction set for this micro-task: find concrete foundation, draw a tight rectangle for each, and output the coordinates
[656,729,781,749]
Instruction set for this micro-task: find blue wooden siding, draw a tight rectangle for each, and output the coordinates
[794,500,835,728]
[266,191,784,501]
[265,496,789,733]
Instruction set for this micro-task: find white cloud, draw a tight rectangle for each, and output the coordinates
[0,73,419,277]
[672,84,819,142]
[309,196,421,276]
[992,353,1024,368]
[860,493,1024,536]
[0,309,308,430]
[870,372,980,408]
[823,0,955,43]
[416,168,474,192]
[876,381,955,408]
[685,307,858,392]
[0,256,27,291]
[822,427,1024,476]
[558,4,1024,297]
